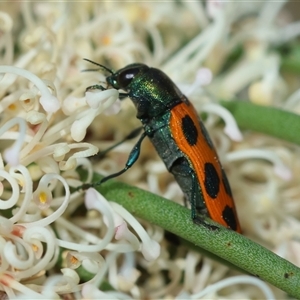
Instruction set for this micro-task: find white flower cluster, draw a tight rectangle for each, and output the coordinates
[0,1,299,299]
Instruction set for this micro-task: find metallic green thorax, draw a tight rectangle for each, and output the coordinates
[107,64,183,119]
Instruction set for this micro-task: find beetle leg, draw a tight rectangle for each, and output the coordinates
[119,92,129,99]
[170,159,218,229]
[78,131,148,190]
[86,84,107,92]
[85,84,129,100]
[170,160,200,220]
[92,127,143,160]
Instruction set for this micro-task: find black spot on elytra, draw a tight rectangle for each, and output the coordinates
[204,163,220,198]
[200,121,214,149]
[181,115,198,146]
[222,168,233,197]
[222,205,237,231]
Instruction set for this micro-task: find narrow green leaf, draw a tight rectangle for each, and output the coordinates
[221,100,300,145]
[92,175,300,299]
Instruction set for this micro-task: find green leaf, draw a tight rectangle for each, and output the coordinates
[89,174,300,299]
[221,100,300,145]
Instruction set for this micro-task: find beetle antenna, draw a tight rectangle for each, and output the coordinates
[83,58,114,74]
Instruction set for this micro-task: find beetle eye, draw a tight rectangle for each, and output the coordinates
[118,67,141,88]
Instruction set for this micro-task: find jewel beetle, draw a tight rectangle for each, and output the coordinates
[82,59,241,233]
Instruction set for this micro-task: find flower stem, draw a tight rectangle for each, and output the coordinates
[221,100,300,145]
[92,175,300,299]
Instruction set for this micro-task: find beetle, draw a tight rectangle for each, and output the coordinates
[81,59,241,233]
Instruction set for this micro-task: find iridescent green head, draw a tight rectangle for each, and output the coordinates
[84,59,183,120]
[106,63,183,120]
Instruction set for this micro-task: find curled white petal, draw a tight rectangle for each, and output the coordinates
[21,174,70,227]
[85,89,118,109]
[70,89,119,142]
[26,110,46,125]
[0,169,19,210]
[195,68,213,86]
[71,157,94,188]
[9,165,33,223]
[191,275,275,300]
[33,183,53,210]
[20,120,48,158]
[110,202,160,261]
[0,11,13,32]
[0,117,26,166]
[53,143,70,161]
[183,68,213,96]
[71,108,98,142]
[0,216,13,235]
[84,189,115,248]
[82,284,107,299]
[62,96,86,115]
[226,149,292,181]
[61,268,80,284]
[0,274,41,298]
[15,226,56,280]
[39,94,60,113]
[59,157,77,171]
[53,189,115,253]
[0,66,60,113]
[4,239,34,270]
[41,274,78,295]
[0,236,9,272]
[202,103,243,142]
[206,0,225,19]
[115,221,140,250]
